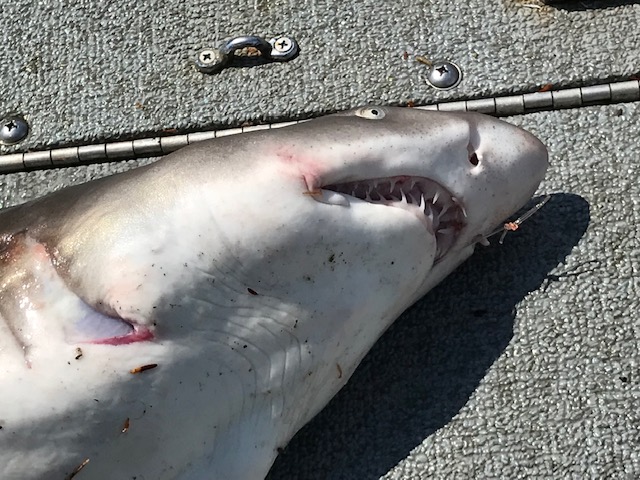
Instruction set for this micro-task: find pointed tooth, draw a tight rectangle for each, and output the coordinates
[438,203,451,218]
[355,182,367,199]
[376,181,389,198]
[425,204,434,220]
[461,205,468,218]
[432,190,440,204]
[365,183,373,196]
[425,206,435,231]
[410,185,422,201]
[427,204,440,230]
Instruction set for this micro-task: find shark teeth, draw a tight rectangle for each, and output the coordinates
[322,175,466,261]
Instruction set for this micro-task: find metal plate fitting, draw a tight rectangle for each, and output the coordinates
[195,35,299,74]
[425,61,463,90]
[0,114,29,145]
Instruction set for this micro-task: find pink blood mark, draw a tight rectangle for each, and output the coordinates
[91,326,154,345]
[273,146,326,180]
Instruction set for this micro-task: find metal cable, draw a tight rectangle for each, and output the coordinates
[1,80,638,174]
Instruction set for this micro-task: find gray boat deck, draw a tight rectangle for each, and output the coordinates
[1,1,638,478]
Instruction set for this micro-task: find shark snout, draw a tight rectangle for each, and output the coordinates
[513,122,549,168]
[464,114,549,236]
[469,112,546,159]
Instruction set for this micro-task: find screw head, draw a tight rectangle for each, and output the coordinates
[0,114,29,145]
[269,36,299,61]
[425,61,462,90]
[273,37,292,53]
[195,48,228,73]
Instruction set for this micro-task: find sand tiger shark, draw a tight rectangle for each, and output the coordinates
[0,106,548,479]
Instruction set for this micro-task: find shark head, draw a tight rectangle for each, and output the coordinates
[257,106,548,299]
[0,107,547,479]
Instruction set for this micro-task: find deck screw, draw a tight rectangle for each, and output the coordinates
[195,48,228,74]
[269,36,299,60]
[273,37,292,53]
[0,114,29,145]
[425,60,462,90]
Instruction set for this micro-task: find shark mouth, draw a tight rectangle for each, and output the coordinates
[321,175,466,260]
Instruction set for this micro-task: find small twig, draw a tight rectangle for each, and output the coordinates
[66,458,90,479]
[130,364,158,374]
[121,418,130,433]
[415,55,433,67]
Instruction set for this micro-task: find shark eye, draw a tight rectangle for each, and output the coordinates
[469,152,479,166]
[355,107,386,120]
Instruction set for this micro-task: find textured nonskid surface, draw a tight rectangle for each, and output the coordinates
[1,0,639,478]
[1,103,638,480]
[1,1,639,152]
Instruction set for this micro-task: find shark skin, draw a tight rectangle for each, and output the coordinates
[0,106,548,480]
